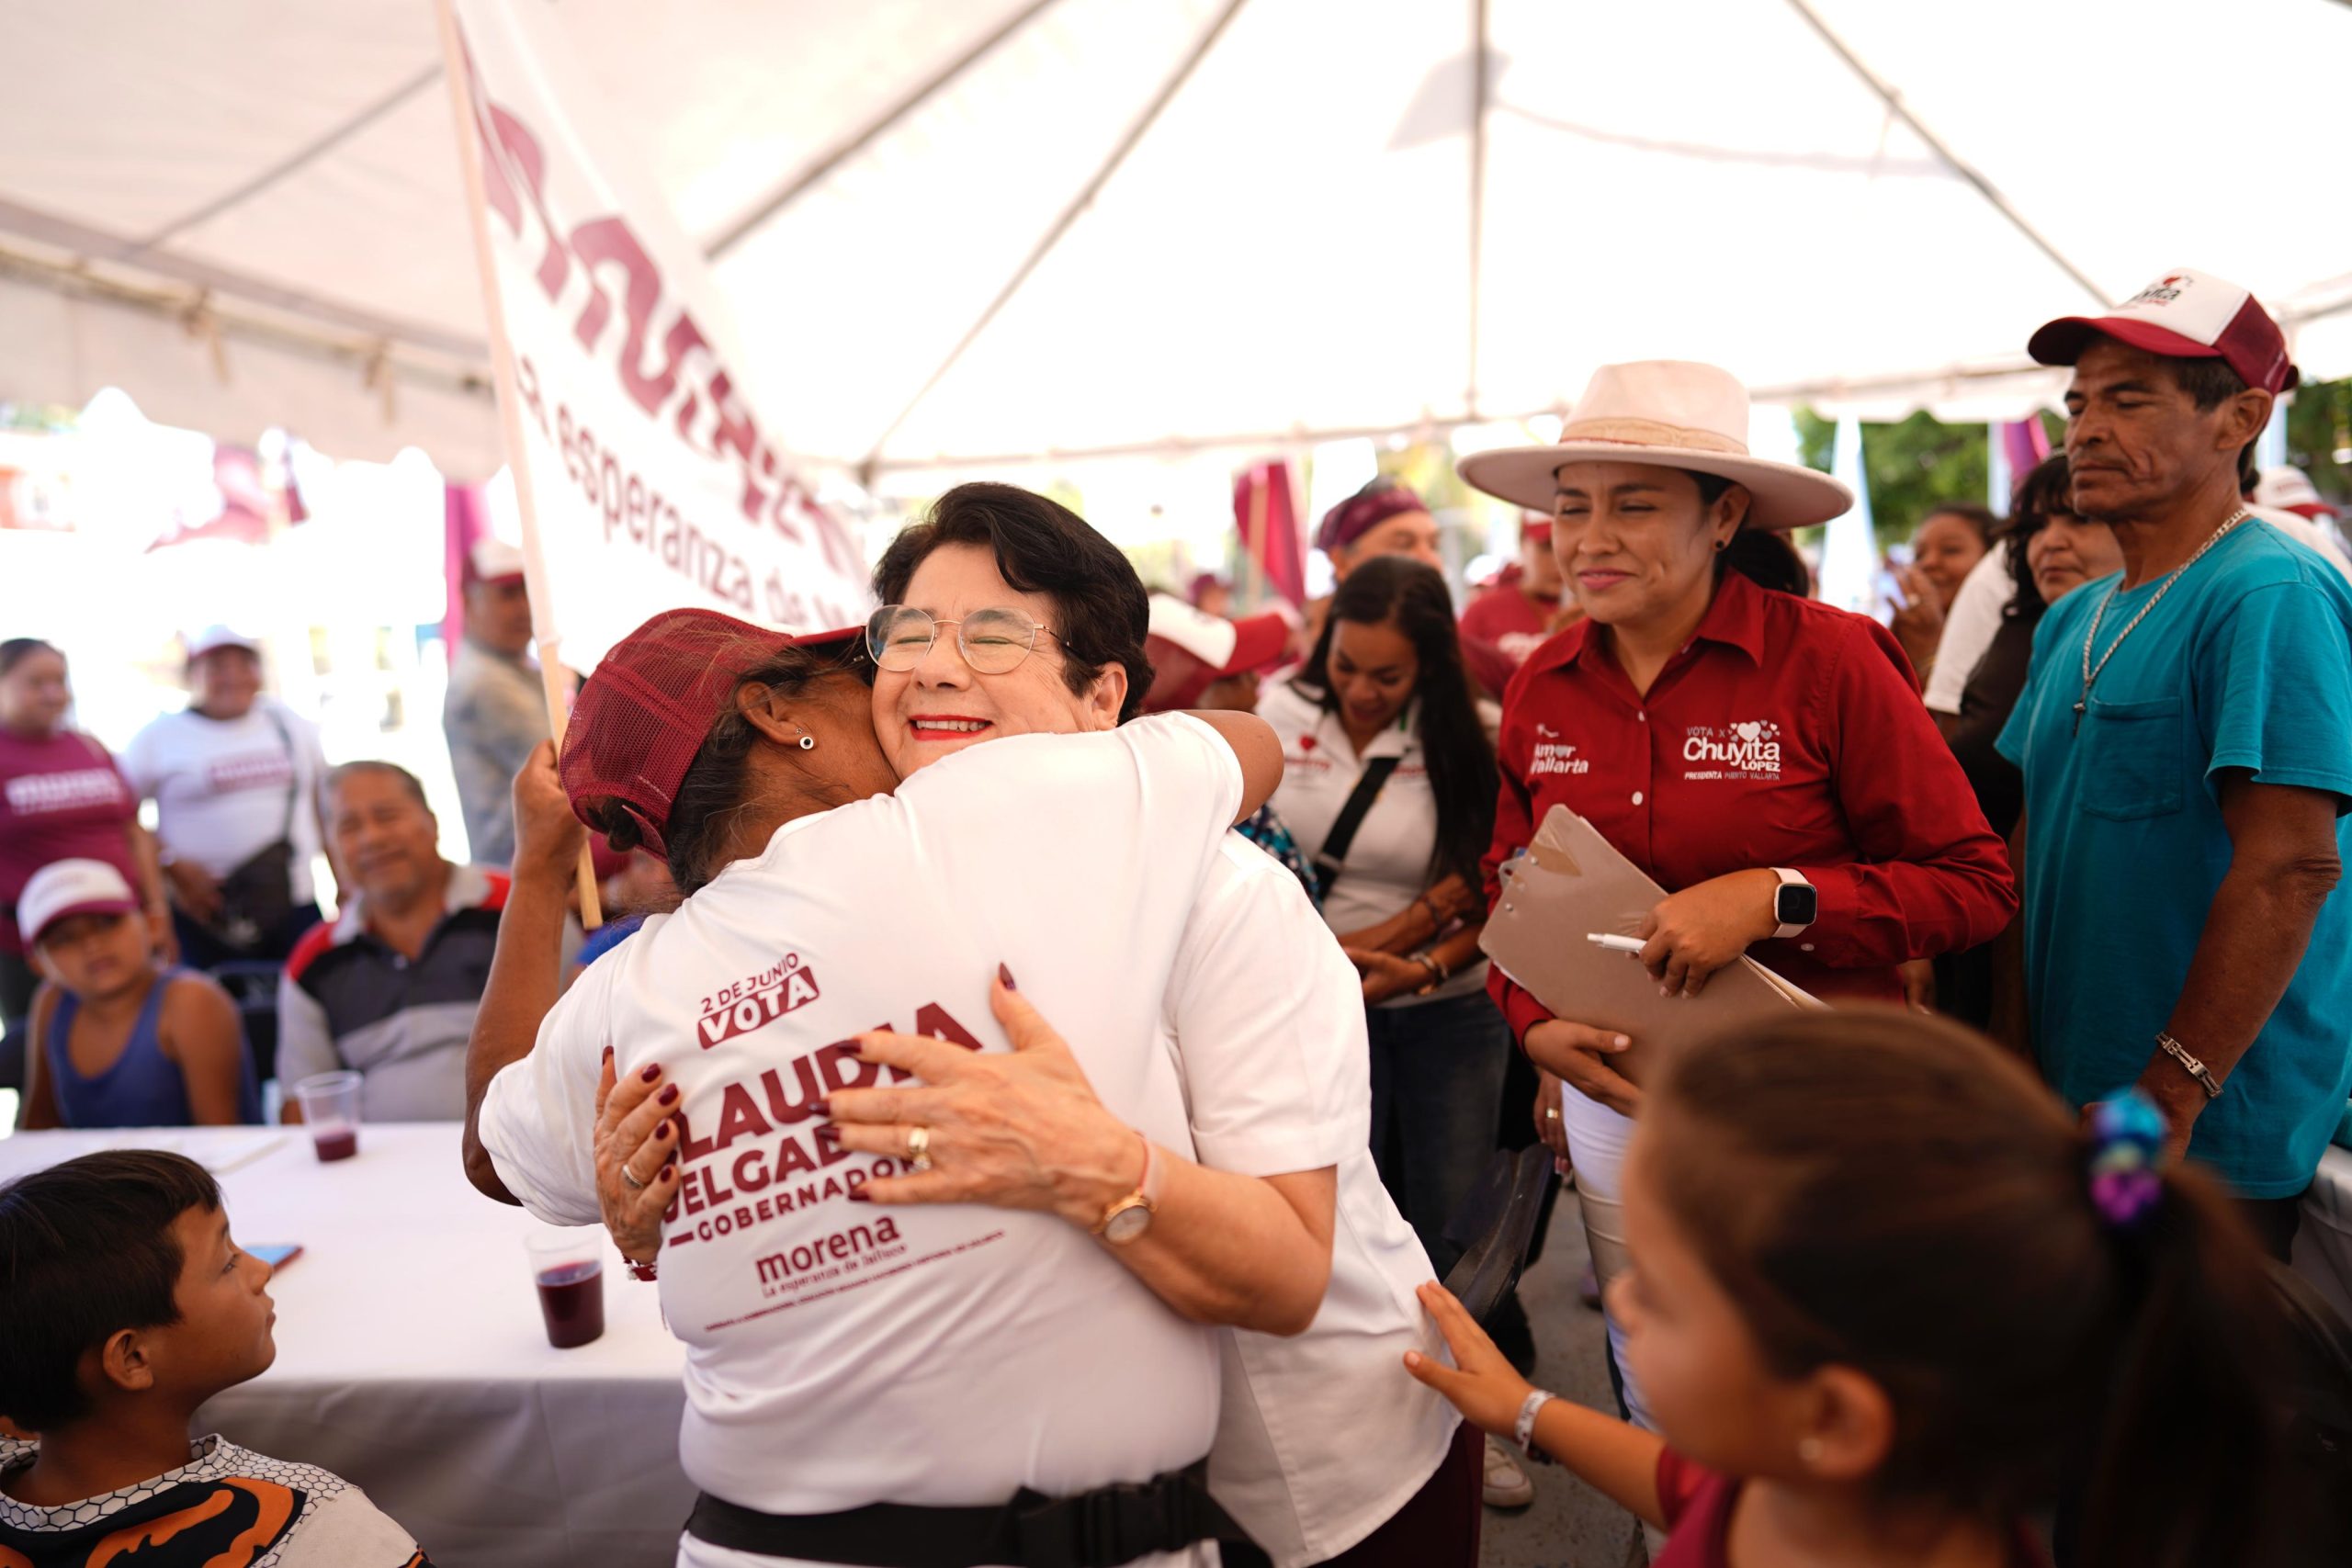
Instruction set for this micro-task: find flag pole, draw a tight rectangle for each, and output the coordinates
[429,0,601,927]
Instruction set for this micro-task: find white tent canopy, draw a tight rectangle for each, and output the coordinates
[6,0,2350,483]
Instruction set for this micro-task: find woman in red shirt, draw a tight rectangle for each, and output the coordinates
[0,639,169,1029]
[1457,361,2015,1429]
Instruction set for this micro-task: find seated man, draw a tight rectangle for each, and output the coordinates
[0,1149,430,1564]
[279,762,537,1122]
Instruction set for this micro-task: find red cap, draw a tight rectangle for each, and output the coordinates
[2028,267,2299,396]
[1141,598,1290,712]
[1520,510,1554,544]
[559,609,860,858]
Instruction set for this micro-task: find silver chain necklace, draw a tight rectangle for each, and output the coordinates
[2074,507,2250,734]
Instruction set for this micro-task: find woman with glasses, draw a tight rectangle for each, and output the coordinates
[469,484,1476,1568]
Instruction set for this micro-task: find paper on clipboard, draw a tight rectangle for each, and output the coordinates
[1480,806,1823,1085]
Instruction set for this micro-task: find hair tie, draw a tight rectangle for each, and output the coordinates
[2086,1090,2167,1230]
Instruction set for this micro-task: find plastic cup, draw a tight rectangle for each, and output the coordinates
[526,1228,606,1349]
[292,1071,364,1162]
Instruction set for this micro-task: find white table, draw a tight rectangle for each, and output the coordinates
[2295,1143,2352,1328]
[0,1123,693,1567]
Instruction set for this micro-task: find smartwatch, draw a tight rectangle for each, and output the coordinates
[1770,868,1817,940]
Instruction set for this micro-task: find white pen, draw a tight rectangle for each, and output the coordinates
[1586,932,1646,953]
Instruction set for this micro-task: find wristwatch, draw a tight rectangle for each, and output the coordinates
[1770,868,1817,940]
[1094,1133,1166,1245]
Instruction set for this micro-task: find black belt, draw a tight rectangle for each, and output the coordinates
[684,1460,1250,1568]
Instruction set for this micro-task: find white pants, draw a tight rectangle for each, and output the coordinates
[1559,1088,1653,1433]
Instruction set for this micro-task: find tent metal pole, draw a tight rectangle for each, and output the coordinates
[857,0,1252,478]
[704,0,1067,260]
[1466,0,1489,420]
[133,65,443,256]
[1782,0,2109,309]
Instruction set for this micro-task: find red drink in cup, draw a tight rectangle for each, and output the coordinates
[291,1071,364,1163]
[526,1231,606,1348]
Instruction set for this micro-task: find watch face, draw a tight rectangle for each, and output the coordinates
[1102,1203,1153,1245]
[1778,883,1818,927]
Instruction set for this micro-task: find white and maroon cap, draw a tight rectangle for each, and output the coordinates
[2029,268,2299,395]
[18,858,141,945]
[1146,595,1288,677]
[468,536,528,585]
[2253,466,2339,522]
[185,624,261,661]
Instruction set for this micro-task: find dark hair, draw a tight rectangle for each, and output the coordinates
[2152,356,2265,494]
[1719,530,1811,597]
[0,637,61,678]
[0,1150,222,1431]
[1687,470,1736,507]
[326,760,430,810]
[1653,1011,2281,1568]
[2003,454,2075,610]
[1292,556,1497,886]
[873,483,1152,723]
[578,640,842,897]
[1919,501,1997,546]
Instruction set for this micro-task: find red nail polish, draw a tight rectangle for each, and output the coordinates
[660,1161,675,1179]
[847,1188,872,1202]
[811,1097,831,1117]
[843,1038,865,1057]
[653,1120,673,1140]
[658,1084,679,1106]
[602,1044,614,1065]
[639,1064,662,1083]
[998,963,1017,991]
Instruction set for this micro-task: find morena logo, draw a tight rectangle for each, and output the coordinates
[2125,274,2191,310]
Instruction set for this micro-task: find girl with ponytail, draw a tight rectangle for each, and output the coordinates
[1406,1009,2285,1568]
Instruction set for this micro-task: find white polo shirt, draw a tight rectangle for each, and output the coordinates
[1258,681,1487,1006]
[481,716,1243,1566]
[1167,836,1457,1566]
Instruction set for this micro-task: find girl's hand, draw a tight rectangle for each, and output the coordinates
[1403,1280,1537,1436]
[1523,1020,1641,1117]
[1344,947,1429,1005]
[1636,868,1780,997]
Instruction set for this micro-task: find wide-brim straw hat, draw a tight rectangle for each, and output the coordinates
[1457,360,1853,532]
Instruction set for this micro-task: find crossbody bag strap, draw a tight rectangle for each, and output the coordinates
[1311,754,1401,898]
[259,705,301,842]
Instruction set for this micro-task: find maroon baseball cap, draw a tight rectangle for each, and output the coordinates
[559,609,861,858]
[1315,479,1429,554]
[2028,267,2300,395]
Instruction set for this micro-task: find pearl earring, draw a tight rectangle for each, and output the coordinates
[1798,1437,1825,1464]
[797,733,816,750]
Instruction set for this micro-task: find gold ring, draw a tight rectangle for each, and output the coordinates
[906,1125,933,1171]
[1544,1107,1560,1122]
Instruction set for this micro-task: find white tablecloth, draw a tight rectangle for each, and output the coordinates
[0,1123,692,1567]
[2295,1143,2352,1327]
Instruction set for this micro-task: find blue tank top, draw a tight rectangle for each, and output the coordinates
[44,967,259,1127]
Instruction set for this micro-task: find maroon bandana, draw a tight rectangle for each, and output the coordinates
[1315,481,1427,553]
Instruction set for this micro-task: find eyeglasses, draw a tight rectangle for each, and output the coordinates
[865,605,1064,674]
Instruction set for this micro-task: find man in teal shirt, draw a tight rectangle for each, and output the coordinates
[2000,267,2352,1259]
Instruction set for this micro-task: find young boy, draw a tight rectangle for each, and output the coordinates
[16,859,259,1129]
[0,1149,430,1564]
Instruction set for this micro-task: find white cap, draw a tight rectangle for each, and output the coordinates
[469,537,527,583]
[1148,594,1240,668]
[185,625,260,660]
[2253,467,2338,520]
[18,858,141,945]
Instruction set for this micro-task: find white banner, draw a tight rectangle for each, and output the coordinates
[443,0,871,671]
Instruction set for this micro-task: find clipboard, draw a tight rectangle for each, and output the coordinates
[1480,806,1822,1085]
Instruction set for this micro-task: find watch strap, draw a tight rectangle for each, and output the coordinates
[1770,866,1814,941]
